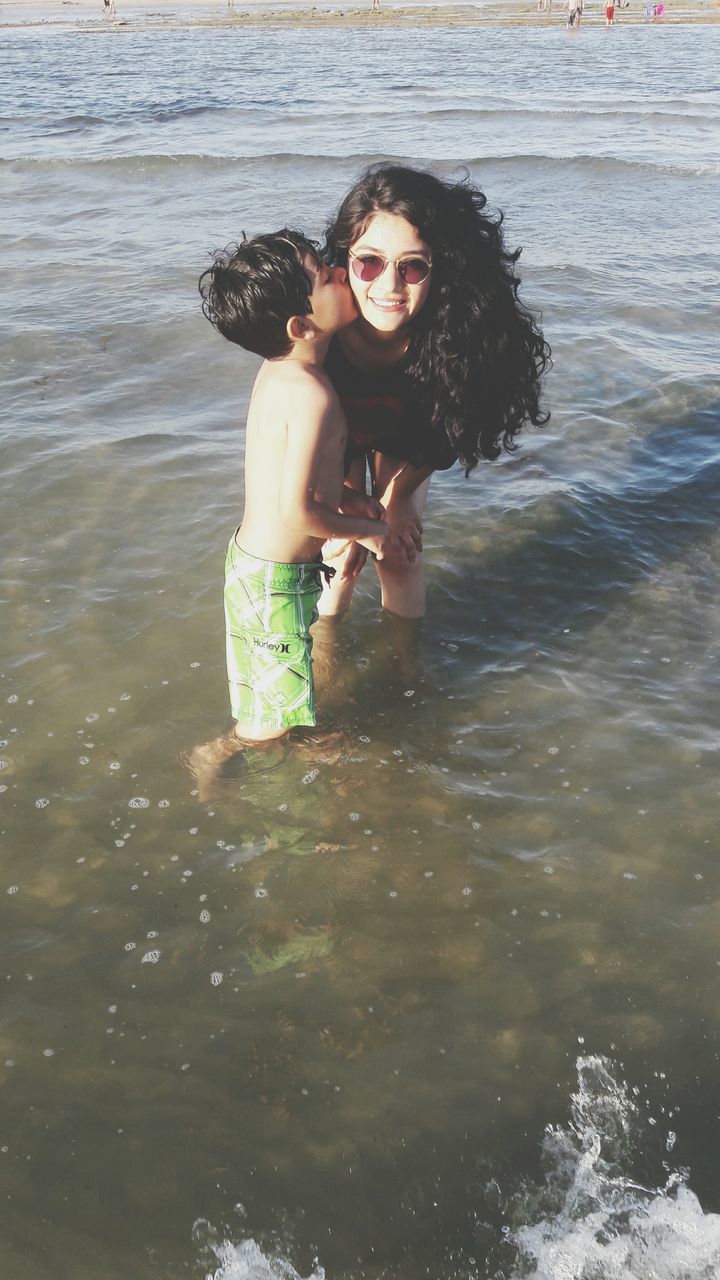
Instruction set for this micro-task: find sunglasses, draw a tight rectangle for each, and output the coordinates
[348,250,432,286]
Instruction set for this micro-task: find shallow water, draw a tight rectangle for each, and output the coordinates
[2,20,720,1280]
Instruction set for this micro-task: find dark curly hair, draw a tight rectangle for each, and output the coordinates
[198,229,319,359]
[324,164,551,472]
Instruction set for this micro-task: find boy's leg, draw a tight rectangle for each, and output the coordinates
[233,723,288,743]
[187,726,288,801]
[225,540,322,722]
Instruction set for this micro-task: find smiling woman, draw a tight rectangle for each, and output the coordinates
[320,162,552,619]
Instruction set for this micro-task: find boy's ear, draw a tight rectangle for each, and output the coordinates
[286,314,315,343]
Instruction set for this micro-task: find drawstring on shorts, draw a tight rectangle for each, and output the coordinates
[317,561,336,587]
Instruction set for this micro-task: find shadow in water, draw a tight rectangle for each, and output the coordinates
[434,402,720,658]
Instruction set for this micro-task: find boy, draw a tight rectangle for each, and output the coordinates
[192,230,389,785]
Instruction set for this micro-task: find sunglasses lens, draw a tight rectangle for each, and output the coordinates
[351,254,385,282]
[399,258,431,284]
[350,254,431,284]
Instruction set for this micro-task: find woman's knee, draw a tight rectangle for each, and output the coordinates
[376,554,426,618]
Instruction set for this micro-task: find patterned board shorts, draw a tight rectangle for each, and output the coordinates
[224,535,325,731]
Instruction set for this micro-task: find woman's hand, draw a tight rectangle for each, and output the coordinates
[333,488,386,577]
[321,537,369,580]
[369,456,431,569]
[341,541,369,579]
[378,497,424,566]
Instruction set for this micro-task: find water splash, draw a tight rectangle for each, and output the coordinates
[510,1055,720,1279]
[197,1230,324,1280]
[194,1058,720,1280]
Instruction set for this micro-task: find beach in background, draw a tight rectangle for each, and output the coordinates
[2,13,720,1280]
[3,0,720,27]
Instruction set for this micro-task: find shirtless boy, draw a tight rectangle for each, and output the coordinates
[192,230,389,785]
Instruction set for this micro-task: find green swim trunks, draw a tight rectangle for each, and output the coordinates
[224,535,325,731]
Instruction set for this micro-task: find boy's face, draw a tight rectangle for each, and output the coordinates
[304,255,357,335]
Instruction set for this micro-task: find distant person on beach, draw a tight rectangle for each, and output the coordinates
[190,231,389,790]
[563,0,582,26]
[605,0,615,22]
[102,0,116,15]
[371,0,381,12]
[316,164,550,627]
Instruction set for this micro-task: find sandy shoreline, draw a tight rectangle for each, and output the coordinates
[3,0,719,29]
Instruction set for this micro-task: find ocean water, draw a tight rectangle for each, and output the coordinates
[2,18,720,1280]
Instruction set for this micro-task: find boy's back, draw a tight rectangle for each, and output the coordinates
[239,358,348,566]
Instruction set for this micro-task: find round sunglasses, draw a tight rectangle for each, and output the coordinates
[348,250,432,286]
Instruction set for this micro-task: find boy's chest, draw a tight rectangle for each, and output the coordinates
[316,411,349,493]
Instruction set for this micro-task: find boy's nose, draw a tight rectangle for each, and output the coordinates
[334,265,348,285]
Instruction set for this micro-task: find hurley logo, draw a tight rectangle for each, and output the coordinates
[252,637,291,655]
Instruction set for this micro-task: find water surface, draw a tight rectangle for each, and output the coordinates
[2,21,720,1279]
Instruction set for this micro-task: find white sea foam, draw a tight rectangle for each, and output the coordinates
[200,1233,324,1280]
[509,1055,720,1279]
[197,1058,720,1280]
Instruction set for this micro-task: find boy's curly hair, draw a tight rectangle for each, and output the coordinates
[324,164,551,473]
[199,229,319,360]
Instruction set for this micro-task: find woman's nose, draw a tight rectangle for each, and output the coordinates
[382,261,402,288]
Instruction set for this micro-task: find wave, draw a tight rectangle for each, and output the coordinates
[420,104,719,125]
[0,150,391,173]
[2,150,718,179]
[5,101,716,131]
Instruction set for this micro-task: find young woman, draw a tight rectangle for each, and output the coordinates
[318,163,551,620]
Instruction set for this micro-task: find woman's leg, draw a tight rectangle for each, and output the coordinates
[316,540,362,617]
[373,462,432,618]
[316,456,368,619]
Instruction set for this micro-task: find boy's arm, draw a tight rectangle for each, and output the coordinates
[277,387,389,554]
[339,486,386,521]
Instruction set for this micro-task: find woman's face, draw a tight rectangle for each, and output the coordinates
[347,212,433,335]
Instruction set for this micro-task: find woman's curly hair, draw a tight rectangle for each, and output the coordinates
[324,164,551,473]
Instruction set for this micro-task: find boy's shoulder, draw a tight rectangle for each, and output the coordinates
[258,360,337,415]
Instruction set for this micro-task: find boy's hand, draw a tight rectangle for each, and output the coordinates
[339,487,386,522]
[356,522,391,562]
